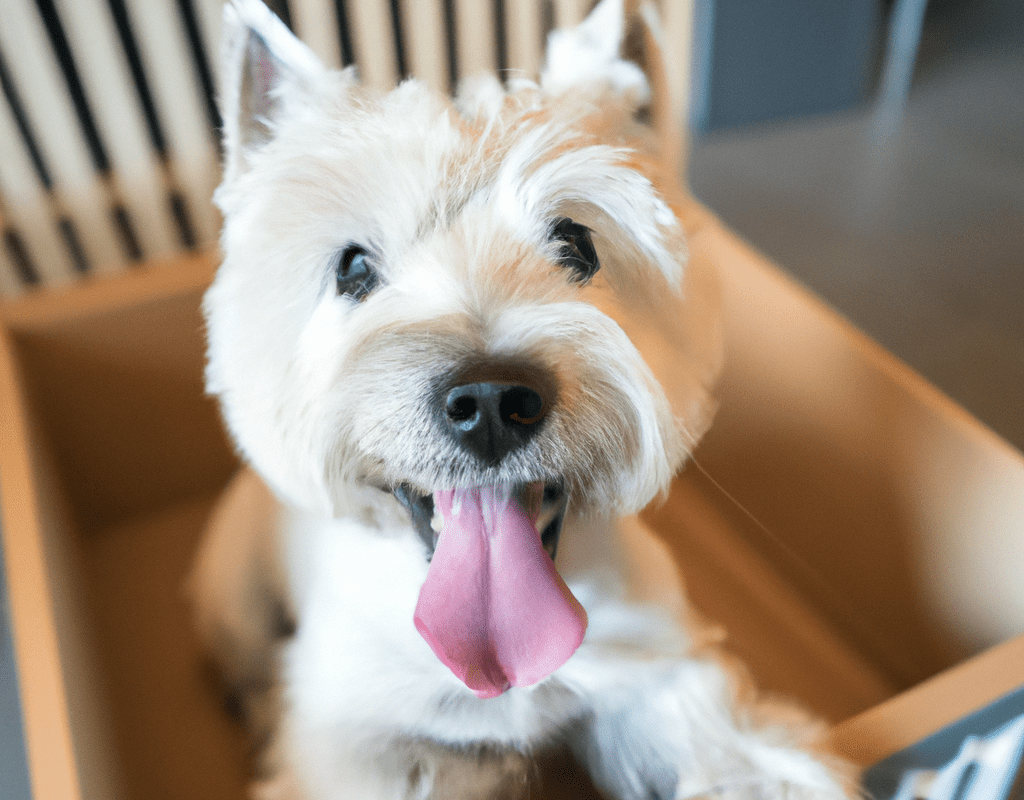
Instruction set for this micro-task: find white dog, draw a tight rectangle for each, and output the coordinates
[189,1,854,798]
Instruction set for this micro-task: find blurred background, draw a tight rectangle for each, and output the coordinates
[0,0,1020,450]
[689,0,1024,455]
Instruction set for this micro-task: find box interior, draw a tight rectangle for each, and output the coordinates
[1,263,247,800]
[3,219,1023,799]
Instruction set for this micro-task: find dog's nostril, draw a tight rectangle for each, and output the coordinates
[500,386,544,425]
[447,393,478,423]
[441,381,550,465]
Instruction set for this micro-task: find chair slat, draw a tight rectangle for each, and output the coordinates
[661,0,694,176]
[505,0,543,80]
[188,0,226,123]
[52,0,181,261]
[553,0,588,29]
[291,0,344,69]
[0,93,76,288]
[400,0,449,93]
[0,0,127,275]
[193,0,224,59]
[121,0,221,248]
[454,0,496,80]
[0,0,695,298]
[347,0,400,89]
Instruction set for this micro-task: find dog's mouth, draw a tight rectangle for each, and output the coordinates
[391,481,567,562]
[390,481,585,699]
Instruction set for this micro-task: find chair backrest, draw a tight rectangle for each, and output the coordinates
[0,0,693,298]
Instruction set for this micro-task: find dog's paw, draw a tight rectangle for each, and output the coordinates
[670,749,856,800]
[568,658,858,800]
[587,755,853,800]
[672,777,853,800]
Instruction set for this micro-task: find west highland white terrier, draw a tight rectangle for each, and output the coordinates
[189,1,854,798]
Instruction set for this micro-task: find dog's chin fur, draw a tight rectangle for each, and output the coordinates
[189,1,854,798]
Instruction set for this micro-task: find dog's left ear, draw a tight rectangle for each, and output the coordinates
[219,0,328,183]
[542,0,647,95]
[542,0,677,162]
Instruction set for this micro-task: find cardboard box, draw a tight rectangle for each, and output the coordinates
[3,204,1023,800]
[830,634,1024,769]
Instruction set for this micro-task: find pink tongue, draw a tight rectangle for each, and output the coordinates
[413,485,587,698]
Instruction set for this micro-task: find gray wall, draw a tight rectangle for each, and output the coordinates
[692,0,882,131]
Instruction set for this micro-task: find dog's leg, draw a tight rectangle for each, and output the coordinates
[187,468,293,742]
[566,654,853,800]
[402,740,530,800]
[556,516,853,800]
[263,722,530,800]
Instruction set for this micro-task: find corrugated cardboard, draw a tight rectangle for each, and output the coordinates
[2,207,1022,800]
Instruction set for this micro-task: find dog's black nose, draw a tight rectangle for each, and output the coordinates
[443,382,547,465]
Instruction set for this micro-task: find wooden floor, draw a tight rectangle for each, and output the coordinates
[690,24,1024,455]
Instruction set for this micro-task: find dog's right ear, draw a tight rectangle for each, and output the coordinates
[219,0,327,183]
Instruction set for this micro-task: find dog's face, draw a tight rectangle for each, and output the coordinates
[206,0,721,695]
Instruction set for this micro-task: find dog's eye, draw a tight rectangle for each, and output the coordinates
[550,217,599,283]
[335,245,379,301]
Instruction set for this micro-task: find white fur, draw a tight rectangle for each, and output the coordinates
[190,1,854,799]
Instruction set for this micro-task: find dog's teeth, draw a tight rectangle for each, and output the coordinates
[431,508,444,533]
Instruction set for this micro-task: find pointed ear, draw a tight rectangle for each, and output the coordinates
[219,0,327,182]
[542,0,676,153]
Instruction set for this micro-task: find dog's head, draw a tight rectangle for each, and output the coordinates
[206,0,721,696]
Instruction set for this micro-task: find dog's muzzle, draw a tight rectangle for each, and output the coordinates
[386,364,586,698]
[439,365,555,467]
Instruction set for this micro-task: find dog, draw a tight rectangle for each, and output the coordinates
[188,1,855,798]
